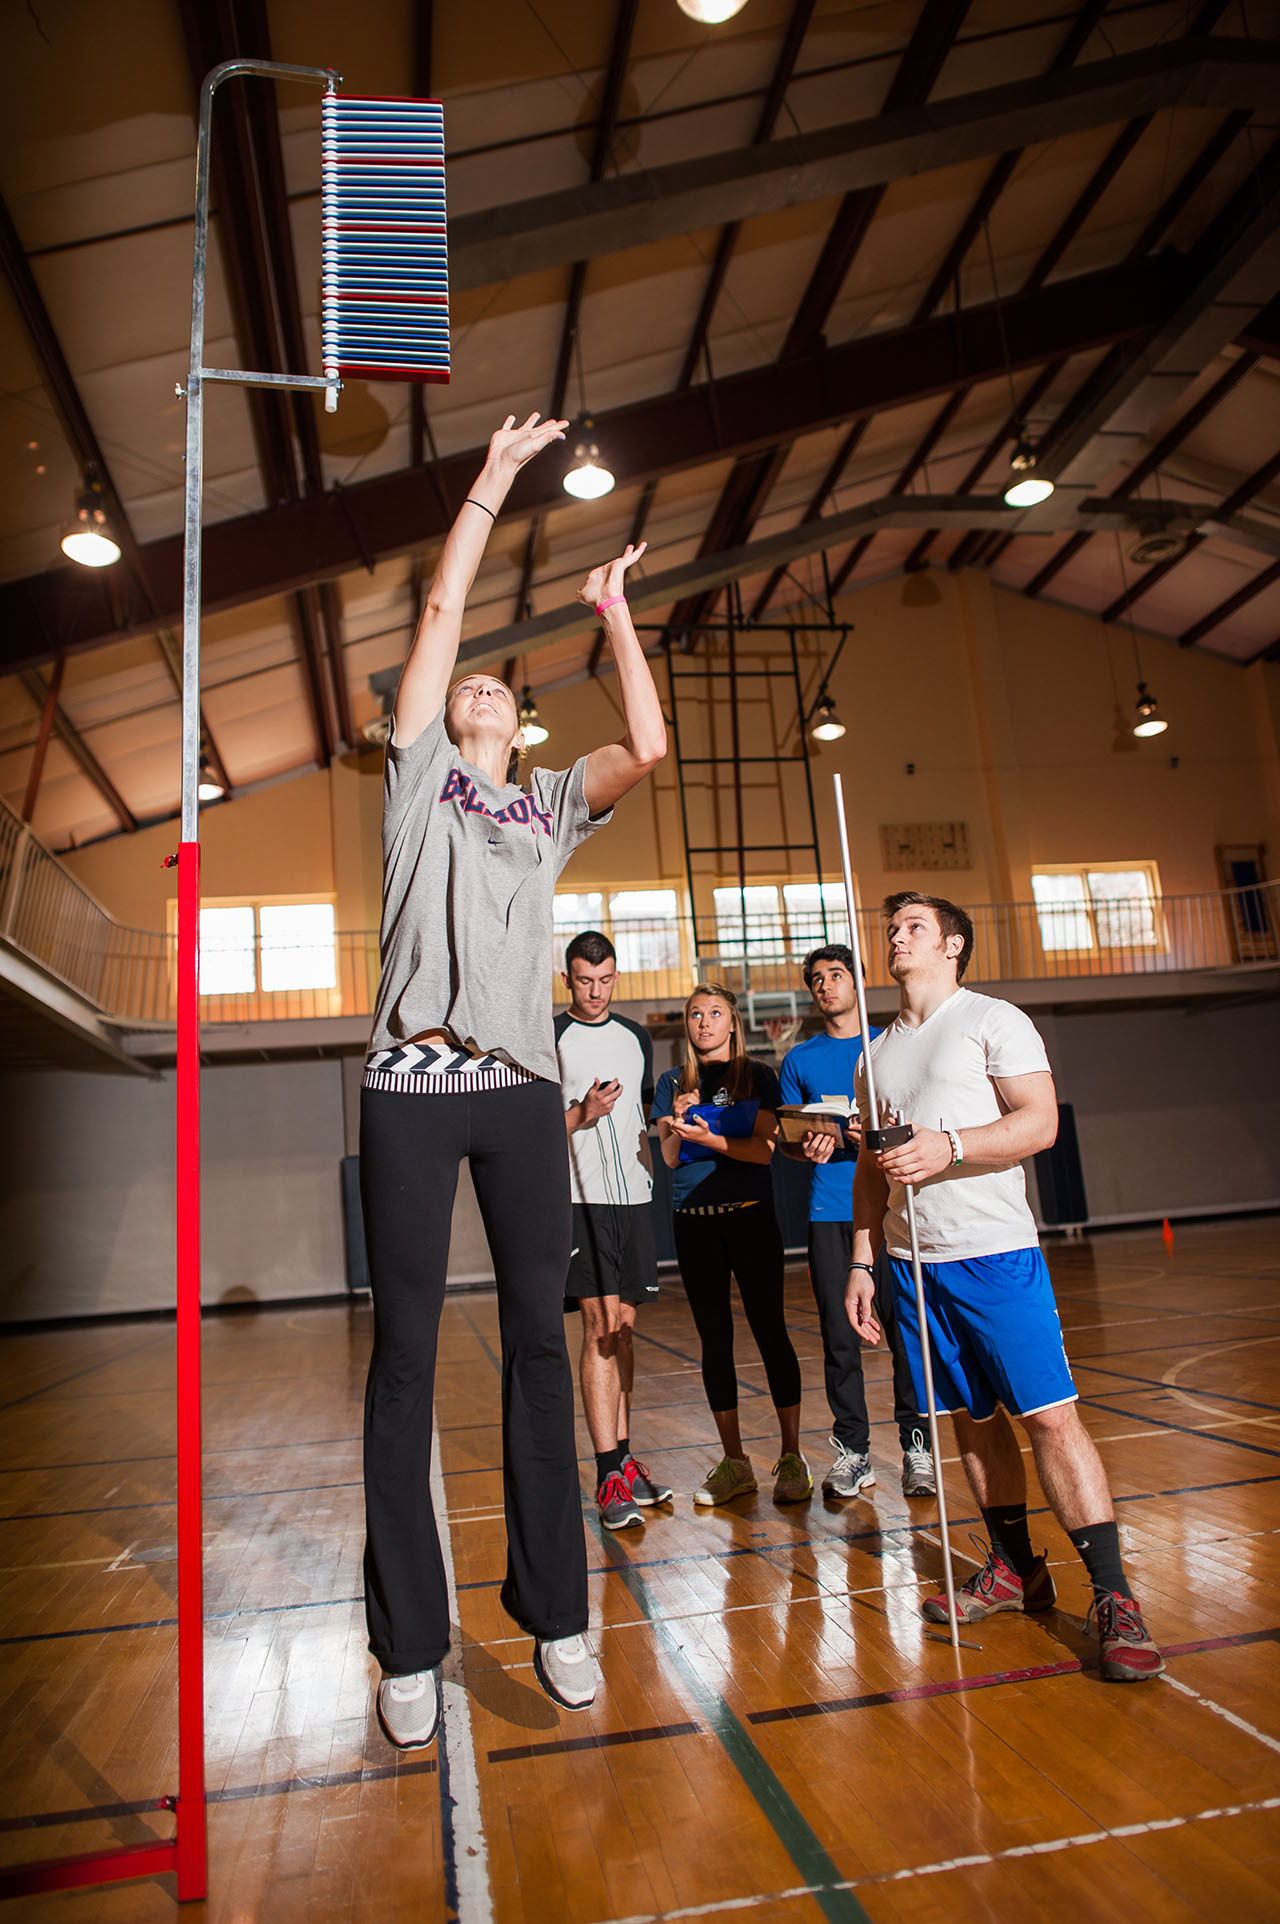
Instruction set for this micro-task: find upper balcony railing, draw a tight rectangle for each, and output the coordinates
[2,794,1276,1031]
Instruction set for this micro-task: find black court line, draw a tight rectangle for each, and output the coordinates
[1075,1360,1280,1415]
[0,1434,362,1474]
[0,1757,437,1836]
[0,1594,364,1647]
[0,1336,165,1416]
[747,1625,1280,1726]
[1077,1395,1280,1458]
[487,1719,701,1764]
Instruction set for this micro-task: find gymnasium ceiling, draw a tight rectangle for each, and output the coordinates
[1,0,1278,853]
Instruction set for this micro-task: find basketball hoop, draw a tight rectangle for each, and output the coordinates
[762,1015,801,1051]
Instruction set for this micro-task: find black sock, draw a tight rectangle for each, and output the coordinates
[1067,1520,1132,1601]
[595,1446,626,1487]
[617,1437,630,1462]
[981,1504,1036,1580]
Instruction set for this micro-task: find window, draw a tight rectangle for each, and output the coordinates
[1031,864,1162,953]
[713,885,786,961]
[168,896,338,999]
[782,881,851,956]
[553,886,687,988]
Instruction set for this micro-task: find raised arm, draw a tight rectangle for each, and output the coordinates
[394,413,568,745]
[576,546,667,815]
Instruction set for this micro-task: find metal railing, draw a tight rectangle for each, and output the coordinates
[2,796,1276,1030]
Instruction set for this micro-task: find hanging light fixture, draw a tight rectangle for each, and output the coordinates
[677,0,748,18]
[60,469,121,567]
[1132,681,1167,738]
[196,752,226,802]
[563,417,615,500]
[1003,424,1055,508]
[518,686,549,746]
[810,691,846,742]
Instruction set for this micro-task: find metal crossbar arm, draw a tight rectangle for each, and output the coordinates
[200,368,343,395]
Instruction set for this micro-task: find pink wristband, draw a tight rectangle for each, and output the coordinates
[595,595,626,615]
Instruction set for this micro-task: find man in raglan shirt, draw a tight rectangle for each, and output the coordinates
[847,892,1163,1680]
[780,945,934,1500]
[556,930,673,1530]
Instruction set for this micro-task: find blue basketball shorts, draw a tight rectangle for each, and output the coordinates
[886,1246,1077,1423]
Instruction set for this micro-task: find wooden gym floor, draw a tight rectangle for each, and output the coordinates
[2,1217,1279,1922]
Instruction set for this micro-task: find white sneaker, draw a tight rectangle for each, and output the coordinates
[376,1669,440,1749]
[821,1438,875,1499]
[534,1634,598,1710]
[902,1429,937,1497]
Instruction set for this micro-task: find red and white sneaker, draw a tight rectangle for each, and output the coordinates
[923,1545,1056,1623]
[597,1469,643,1530]
[622,1453,672,1505]
[1088,1591,1165,1680]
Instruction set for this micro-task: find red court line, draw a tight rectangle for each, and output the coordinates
[747,1626,1280,1725]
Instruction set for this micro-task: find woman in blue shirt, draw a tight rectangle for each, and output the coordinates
[651,983,807,1505]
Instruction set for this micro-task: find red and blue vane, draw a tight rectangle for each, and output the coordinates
[321,93,450,386]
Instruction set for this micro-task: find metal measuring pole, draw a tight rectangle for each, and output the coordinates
[176,58,342,1901]
[831,773,968,1656]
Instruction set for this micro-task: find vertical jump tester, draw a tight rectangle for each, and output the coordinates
[0,59,450,1905]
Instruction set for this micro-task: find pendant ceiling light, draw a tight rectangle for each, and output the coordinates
[60,469,121,567]
[563,422,615,500]
[1003,424,1055,508]
[810,691,846,742]
[196,752,226,802]
[1132,681,1168,738]
[518,686,549,746]
[677,0,748,19]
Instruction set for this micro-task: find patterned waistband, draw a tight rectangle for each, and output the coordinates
[676,1200,760,1218]
[363,1040,538,1094]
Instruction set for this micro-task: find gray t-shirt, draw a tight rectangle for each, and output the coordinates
[367,707,611,1081]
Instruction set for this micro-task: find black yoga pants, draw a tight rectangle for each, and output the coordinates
[360,1079,587,1674]
[672,1205,802,1412]
[807,1220,920,1453]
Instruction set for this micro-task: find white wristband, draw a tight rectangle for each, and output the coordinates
[945,1129,964,1166]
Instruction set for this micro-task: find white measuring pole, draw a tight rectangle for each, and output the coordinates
[832,773,963,1655]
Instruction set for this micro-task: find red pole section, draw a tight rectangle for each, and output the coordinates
[174,839,208,1902]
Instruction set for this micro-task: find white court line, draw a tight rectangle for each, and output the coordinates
[430,1425,493,1924]
[579,1796,1280,1924]
[1162,1673,1280,1756]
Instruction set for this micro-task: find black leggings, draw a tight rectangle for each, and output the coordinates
[672,1206,802,1413]
[360,1080,587,1674]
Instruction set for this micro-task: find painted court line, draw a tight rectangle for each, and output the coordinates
[579,1795,1280,1924]
[430,1423,493,1924]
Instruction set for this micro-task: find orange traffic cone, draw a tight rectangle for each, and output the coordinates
[1162,1217,1175,1252]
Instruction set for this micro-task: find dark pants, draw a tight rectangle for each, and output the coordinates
[360,1080,587,1674]
[672,1206,802,1412]
[807,1221,920,1452]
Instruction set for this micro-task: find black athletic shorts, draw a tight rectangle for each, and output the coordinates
[564,1202,658,1310]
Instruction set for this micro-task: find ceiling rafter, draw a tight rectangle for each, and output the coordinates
[1100,447,1280,624]
[1022,351,1259,598]
[663,0,973,650]
[19,671,136,834]
[0,251,1206,677]
[1181,557,1280,651]
[513,0,640,626]
[946,94,1255,576]
[0,189,233,806]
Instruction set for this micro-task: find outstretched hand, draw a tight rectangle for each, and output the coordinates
[577,542,647,610]
[487,412,568,472]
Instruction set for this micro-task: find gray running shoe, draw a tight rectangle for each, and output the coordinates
[534,1634,599,1709]
[623,1453,673,1505]
[377,1669,440,1749]
[597,1469,643,1530]
[771,1452,813,1503]
[821,1438,876,1498]
[902,1429,937,1497]
[693,1455,757,1505]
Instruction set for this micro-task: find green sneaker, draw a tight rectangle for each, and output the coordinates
[772,1452,813,1503]
[693,1455,757,1506]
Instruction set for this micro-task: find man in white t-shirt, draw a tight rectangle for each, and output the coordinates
[556,930,673,1532]
[847,892,1163,1682]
